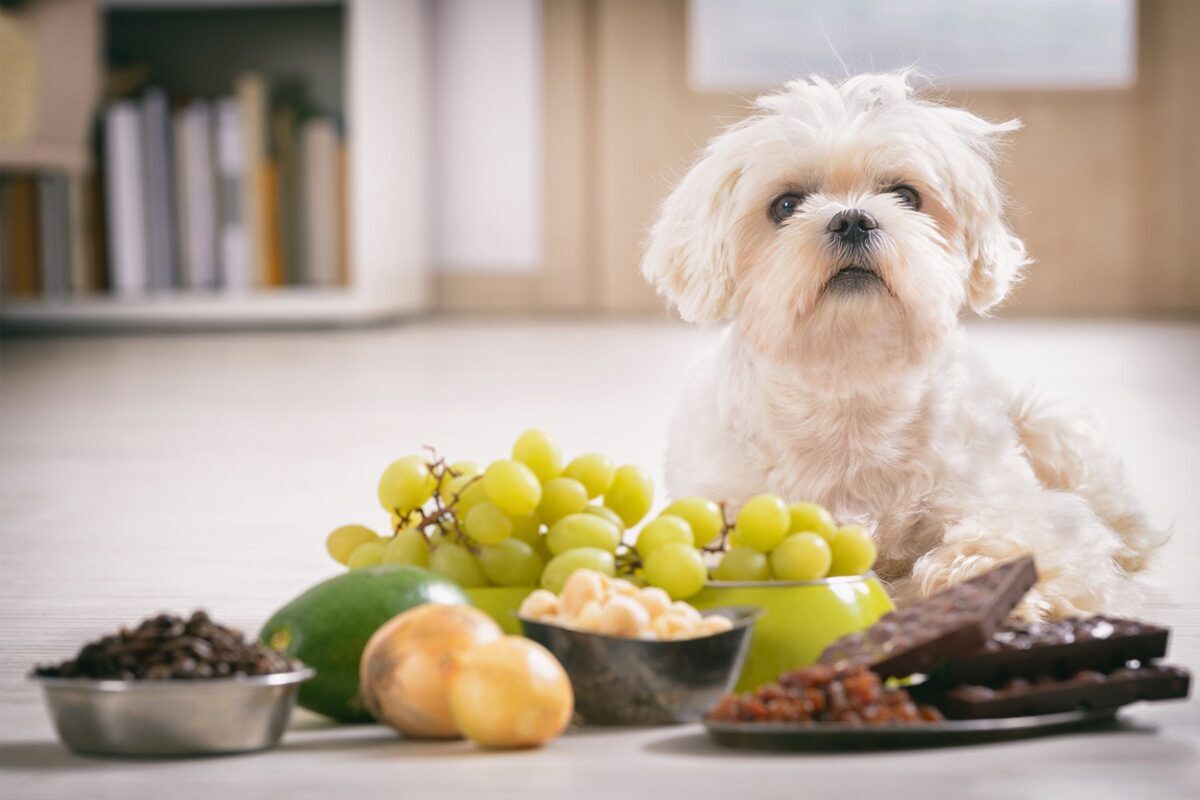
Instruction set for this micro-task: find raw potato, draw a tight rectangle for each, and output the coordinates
[519,569,732,640]
[448,636,574,749]
[359,604,502,738]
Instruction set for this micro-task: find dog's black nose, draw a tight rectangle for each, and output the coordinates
[827,209,878,245]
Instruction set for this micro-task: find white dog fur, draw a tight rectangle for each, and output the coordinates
[642,73,1164,620]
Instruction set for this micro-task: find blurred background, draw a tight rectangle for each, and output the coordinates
[0,0,1196,328]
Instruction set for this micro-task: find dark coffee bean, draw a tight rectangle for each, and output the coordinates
[31,610,296,681]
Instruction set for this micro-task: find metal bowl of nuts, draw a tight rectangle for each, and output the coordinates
[520,605,760,725]
[517,571,761,725]
[31,611,314,757]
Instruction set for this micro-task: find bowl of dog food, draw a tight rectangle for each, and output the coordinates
[31,611,314,757]
[518,570,760,724]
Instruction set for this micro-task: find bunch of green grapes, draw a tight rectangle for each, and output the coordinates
[325,429,654,592]
[623,494,877,600]
[711,496,878,585]
[324,430,877,601]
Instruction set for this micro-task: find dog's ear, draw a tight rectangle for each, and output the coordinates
[936,109,1032,315]
[642,139,746,323]
[963,213,1030,314]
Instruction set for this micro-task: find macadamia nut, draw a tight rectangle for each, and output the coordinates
[523,569,728,641]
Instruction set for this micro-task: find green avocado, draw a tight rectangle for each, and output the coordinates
[260,565,469,722]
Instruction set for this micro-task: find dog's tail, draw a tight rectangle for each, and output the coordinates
[1010,390,1170,574]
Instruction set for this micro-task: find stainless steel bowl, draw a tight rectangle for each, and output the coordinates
[519,606,760,725]
[32,668,314,757]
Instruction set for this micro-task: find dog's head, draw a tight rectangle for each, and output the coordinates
[643,73,1030,393]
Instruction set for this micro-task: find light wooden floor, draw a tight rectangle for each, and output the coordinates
[1,319,1197,799]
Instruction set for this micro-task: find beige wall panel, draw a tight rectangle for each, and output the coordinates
[434,273,541,312]
[584,0,1198,316]
[593,0,738,312]
[954,91,1142,313]
[540,0,593,308]
[1138,0,1200,311]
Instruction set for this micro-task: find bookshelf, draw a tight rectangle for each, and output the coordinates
[0,0,430,332]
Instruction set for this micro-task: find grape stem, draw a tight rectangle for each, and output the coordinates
[615,545,642,575]
[387,451,482,553]
[700,500,734,554]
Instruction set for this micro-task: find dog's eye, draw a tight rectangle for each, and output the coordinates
[890,184,921,210]
[769,194,806,224]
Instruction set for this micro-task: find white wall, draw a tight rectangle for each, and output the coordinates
[430,0,543,273]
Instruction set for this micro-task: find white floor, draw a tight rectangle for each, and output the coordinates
[1,318,1198,799]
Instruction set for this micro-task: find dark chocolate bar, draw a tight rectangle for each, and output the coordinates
[914,664,1192,720]
[819,555,1038,679]
[931,616,1169,685]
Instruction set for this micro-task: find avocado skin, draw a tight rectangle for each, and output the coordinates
[260,565,469,722]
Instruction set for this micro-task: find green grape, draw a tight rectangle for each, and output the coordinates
[563,453,616,498]
[429,543,490,587]
[483,459,542,516]
[464,501,514,545]
[347,540,387,569]
[770,532,832,581]
[635,514,694,556]
[733,494,789,552]
[511,428,563,483]
[546,513,621,555]
[540,547,616,593]
[603,465,654,527]
[787,501,838,542]
[583,504,625,532]
[712,545,771,582]
[531,533,554,562]
[439,461,481,501]
[389,509,423,533]
[427,528,455,548]
[827,525,877,576]
[448,460,481,479]
[377,456,438,513]
[643,542,707,600]
[478,538,545,586]
[382,528,430,567]
[326,524,380,565]
[662,496,724,546]
[508,511,543,545]
[538,477,589,525]
[452,478,488,521]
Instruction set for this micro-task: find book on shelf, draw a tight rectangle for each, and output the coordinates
[2,171,103,299]
[67,174,92,293]
[140,88,180,291]
[236,72,274,288]
[215,96,250,292]
[174,100,219,289]
[36,173,69,296]
[301,117,342,286]
[1,175,40,297]
[272,105,302,286]
[104,100,147,296]
[2,72,348,302]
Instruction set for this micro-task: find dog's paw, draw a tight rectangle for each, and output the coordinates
[909,539,1029,599]
[912,547,1092,622]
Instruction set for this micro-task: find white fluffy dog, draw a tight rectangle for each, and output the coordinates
[642,73,1163,620]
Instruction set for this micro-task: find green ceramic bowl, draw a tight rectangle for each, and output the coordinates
[690,574,894,692]
[464,586,535,634]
